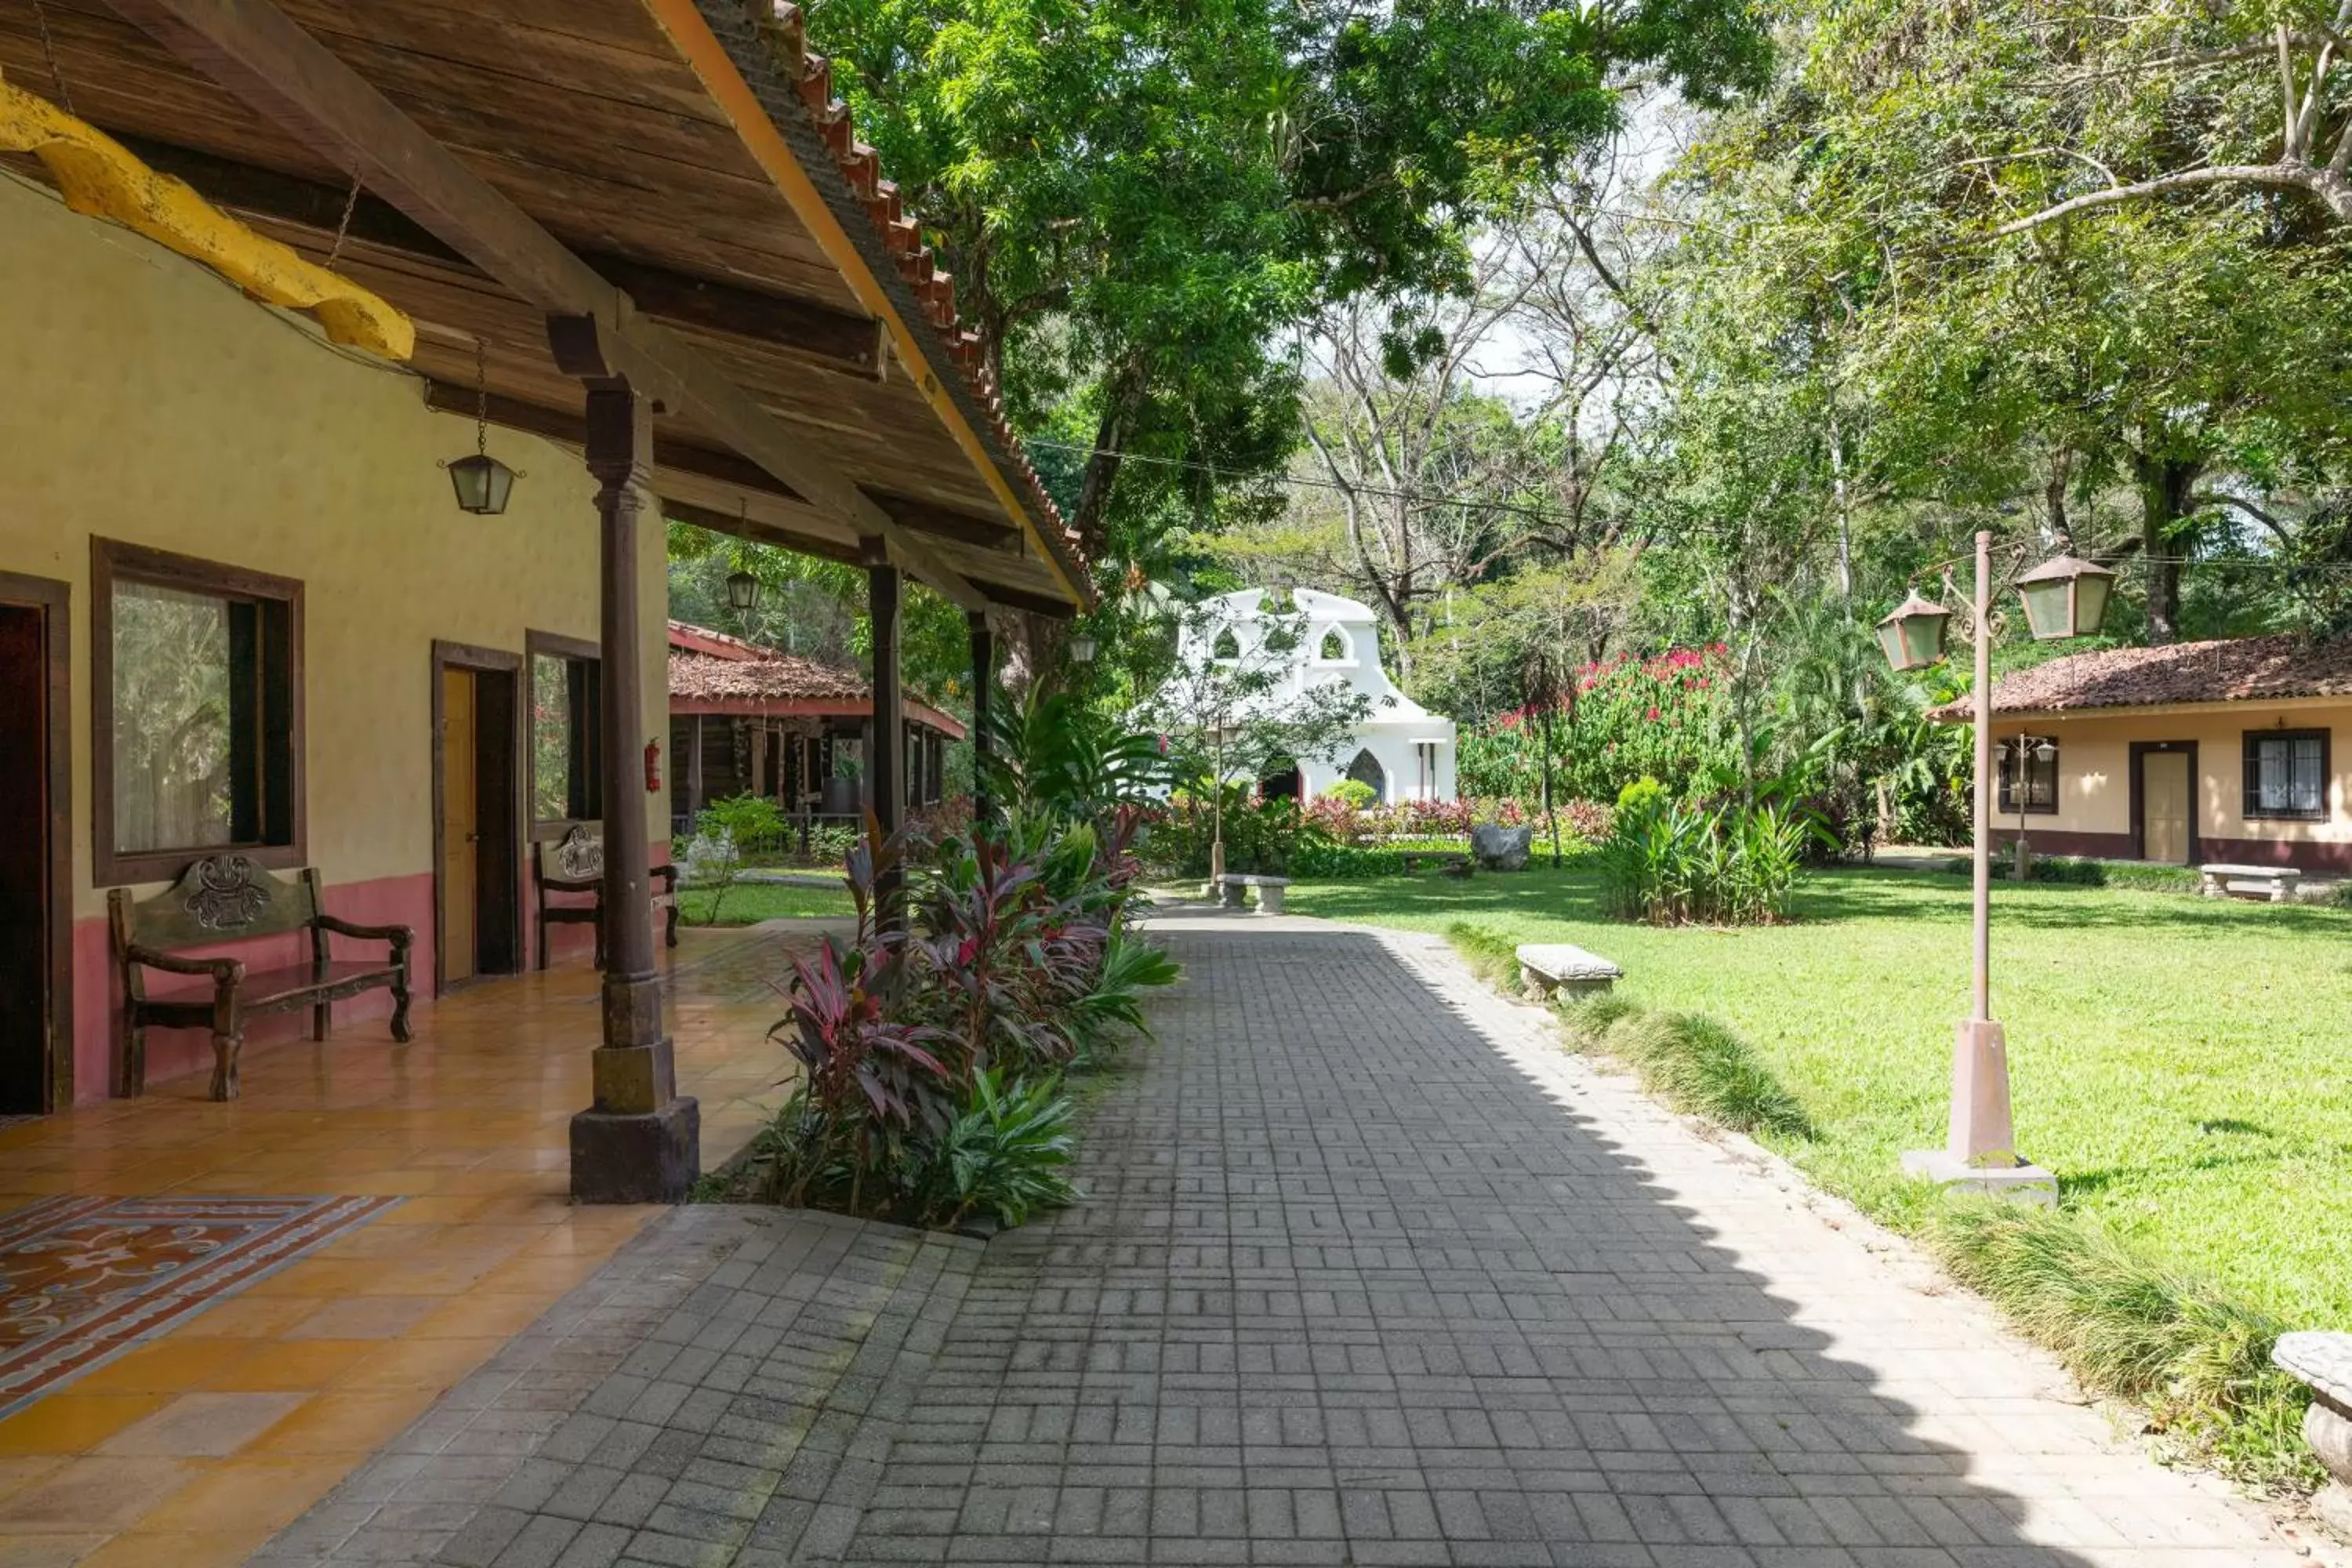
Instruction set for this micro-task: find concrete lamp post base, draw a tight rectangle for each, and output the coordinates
[1900,1148,2058,1203]
[1902,1018,2058,1206]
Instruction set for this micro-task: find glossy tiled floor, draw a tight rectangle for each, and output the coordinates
[0,924,822,1568]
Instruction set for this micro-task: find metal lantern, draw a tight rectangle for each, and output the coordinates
[1875,589,1954,673]
[445,336,517,515]
[2013,554,2116,641]
[445,452,517,516]
[725,568,762,614]
[1068,632,1099,663]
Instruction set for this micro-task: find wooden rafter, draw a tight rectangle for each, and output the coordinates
[107,0,991,612]
[108,133,889,379]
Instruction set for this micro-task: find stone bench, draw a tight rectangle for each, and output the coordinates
[2198,862,2302,902]
[2274,1331,2352,1534]
[1515,942,1621,1004]
[1220,873,1290,915]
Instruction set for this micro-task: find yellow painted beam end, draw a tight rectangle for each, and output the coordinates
[1,71,414,361]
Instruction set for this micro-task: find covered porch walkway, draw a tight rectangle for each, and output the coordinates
[0,925,823,1568]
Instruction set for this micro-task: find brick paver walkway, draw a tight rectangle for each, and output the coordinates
[257,913,2320,1566]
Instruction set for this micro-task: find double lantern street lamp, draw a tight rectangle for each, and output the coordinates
[1875,535,2115,1202]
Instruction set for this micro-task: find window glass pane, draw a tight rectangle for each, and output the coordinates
[112,581,235,855]
[532,654,572,822]
[2259,740,2288,811]
[2295,736,2325,813]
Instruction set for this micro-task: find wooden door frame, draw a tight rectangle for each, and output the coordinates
[2129,739,2201,866]
[430,641,524,996]
[0,572,71,1112]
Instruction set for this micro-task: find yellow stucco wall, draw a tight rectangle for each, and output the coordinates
[1993,700,2352,846]
[0,174,672,919]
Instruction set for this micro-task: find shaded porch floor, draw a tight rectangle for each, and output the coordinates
[0,923,828,1568]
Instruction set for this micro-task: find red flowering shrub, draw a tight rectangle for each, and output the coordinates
[1461,644,1740,804]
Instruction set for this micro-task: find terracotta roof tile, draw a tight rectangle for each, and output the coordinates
[669,648,869,702]
[667,622,868,701]
[1927,635,2352,720]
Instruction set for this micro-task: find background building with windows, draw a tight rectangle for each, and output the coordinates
[1172,587,1457,804]
[1929,635,2352,870]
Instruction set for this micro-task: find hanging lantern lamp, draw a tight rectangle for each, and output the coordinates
[2013,555,2116,641]
[1068,631,1099,664]
[444,337,518,515]
[1875,588,1953,673]
[725,568,762,614]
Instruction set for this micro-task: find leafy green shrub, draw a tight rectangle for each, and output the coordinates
[1595,779,1817,924]
[1289,840,1407,879]
[925,1069,1078,1229]
[1924,1200,2317,1487]
[1320,778,1378,808]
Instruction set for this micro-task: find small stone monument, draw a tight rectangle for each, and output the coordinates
[2274,1331,2352,1537]
[1471,822,1532,872]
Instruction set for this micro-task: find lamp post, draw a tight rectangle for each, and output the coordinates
[1878,530,2114,1203]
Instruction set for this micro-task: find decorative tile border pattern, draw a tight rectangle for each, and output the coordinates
[0,1194,401,1415]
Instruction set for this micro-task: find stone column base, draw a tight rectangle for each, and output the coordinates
[1901,1148,2058,1205]
[570,1097,701,1204]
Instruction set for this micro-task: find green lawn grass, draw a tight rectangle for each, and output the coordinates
[1285,866,2352,1330]
[677,880,854,926]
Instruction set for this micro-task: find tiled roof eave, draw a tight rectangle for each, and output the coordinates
[687,0,1093,608]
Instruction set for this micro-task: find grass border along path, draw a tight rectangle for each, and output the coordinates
[1434,902,2322,1494]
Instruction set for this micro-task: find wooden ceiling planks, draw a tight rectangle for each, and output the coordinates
[2,0,1084,609]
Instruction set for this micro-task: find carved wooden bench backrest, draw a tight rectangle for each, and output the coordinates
[536,825,604,884]
[109,858,325,1000]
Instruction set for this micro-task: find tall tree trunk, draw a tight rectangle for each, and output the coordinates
[2045,446,2076,552]
[1069,360,1149,561]
[2132,449,2202,644]
[1828,408,1853,604]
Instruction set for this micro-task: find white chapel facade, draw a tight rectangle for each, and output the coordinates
[1180,587,1457,803]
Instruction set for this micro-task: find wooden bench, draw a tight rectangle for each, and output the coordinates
[1397,848,1472,875]
[1219,873,1290,915]
[533,825,680,970]
[2198,862,2303,903]
[1515,942,1622,1004]
[111,856,413,1102]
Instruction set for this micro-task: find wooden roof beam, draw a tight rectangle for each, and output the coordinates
[110,0,989,612]
[111,134,887,378]
[420,381,809,508]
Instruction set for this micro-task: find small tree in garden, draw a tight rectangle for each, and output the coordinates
[1135,602,1370,881]
[1519,647,1567,869]
[689,793,787,924]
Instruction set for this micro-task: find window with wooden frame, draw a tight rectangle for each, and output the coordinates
[2242,728,2330,821]
[93,539,303,884]
[1996,736,2059,815]
[527,631,602,829]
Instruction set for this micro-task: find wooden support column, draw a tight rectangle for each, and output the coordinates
[562,353,699,1204]
[688,713,706,820]
[969,611,995,829]
[866,539,906,923]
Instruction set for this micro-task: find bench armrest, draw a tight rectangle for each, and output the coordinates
[314,914,414,949]
[539,875,601,895]
[652,864,678,891]
[125,944,244,985]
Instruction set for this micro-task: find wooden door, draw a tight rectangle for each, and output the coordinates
[0,606,49,1113]
[2143,750,2192,864]
[441,666,478,984]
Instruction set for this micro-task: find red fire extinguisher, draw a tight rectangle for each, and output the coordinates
[644,737,662,793]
